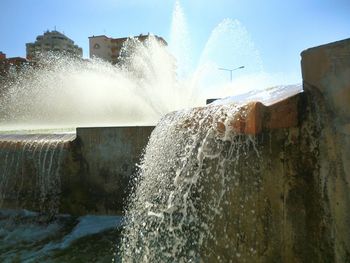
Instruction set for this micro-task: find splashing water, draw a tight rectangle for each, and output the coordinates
[0,39,193,130]
[168,0,192,78]
[117,3,303,261]
[0,2,298,131]
[119,102,266,262]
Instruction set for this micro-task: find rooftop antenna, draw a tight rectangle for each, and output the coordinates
[218,66,245,82]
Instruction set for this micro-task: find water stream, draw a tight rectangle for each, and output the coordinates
[0,134,75,214]
[119,102,264,262]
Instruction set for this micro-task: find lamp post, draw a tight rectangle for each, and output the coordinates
[218,66,245,82]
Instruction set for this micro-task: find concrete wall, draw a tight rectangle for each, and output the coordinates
[89,35,112,63]
[301,38,350,127]
[205,89,340,262]
[60,126,154,215]
[301,38,350,262]
[207,38,350,262]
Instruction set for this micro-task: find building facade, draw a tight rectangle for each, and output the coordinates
[0,53,34,93]
[0,51,6,60]
[89,34,167,64]
[26,30,83,60]
[0,52,30,78]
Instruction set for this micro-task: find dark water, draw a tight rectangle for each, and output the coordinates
[0,209,122,263]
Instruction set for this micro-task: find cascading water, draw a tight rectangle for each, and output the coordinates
[0,134,75,214]
[118,102,266,262]
[116,2,302,256]
[118,80,346,263]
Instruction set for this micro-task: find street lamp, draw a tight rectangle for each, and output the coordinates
[218,66,245,82]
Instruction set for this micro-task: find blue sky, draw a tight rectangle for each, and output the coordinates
[1,0,349,83]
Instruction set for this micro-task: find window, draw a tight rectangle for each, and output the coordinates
[94,43,100,49]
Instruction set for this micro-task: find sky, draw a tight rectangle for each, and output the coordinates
[1,0,349,84]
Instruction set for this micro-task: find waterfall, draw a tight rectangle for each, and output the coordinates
[0,134,75,214]
[119,103,264,262]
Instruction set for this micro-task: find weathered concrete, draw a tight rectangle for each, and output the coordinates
[202,39,350,262]
[201,88,336,262]
[60,126,154,215]
[301,38,350,262]
[227,93,301,135]
[301,38,350,126]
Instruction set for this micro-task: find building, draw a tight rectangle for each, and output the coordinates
[0,51,6,60]
[0,53,33,92]
[0,56,33,77]
[0,52,30,78]
[89,34,167,64]
[26,30,83,60]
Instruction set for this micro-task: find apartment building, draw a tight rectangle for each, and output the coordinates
[26,30,83,60]
[89,34,167,64]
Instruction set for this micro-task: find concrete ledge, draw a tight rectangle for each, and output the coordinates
[301,38,350,125]
[67,126,155,215]
[227,93,302,135]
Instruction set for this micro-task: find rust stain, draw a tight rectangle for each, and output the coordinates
[228,94,300,135]
[216,121,226,136]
